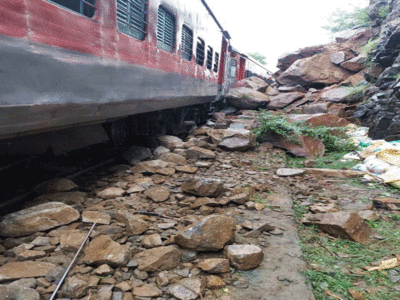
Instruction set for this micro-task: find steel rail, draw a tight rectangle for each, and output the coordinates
[49,222,97,300]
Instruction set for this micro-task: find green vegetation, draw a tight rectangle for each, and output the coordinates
[323,6,370,33]
[361,38,380,56]
[378,4,390,19]
[298,220,400,300]
[286,151,360,170]
[345,85,367,101]
[248,52,267,65]
[254,112,356,153]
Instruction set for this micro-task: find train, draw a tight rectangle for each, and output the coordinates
[0,0,272,155]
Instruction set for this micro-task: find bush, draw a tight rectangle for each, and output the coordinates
[323,6,370,33]
[254,112,356,153]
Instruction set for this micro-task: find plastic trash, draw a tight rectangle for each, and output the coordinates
[379,166,400,183]
[342,153,361,161]
[365,158,391,175]
[376,148,400,166]
[353,163,368,172]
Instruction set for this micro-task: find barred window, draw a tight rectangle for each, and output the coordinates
[214,52,219,73]
[117,0,148,40]
[230,59,237,78]
[181,25,193,61]
[157,6,175,52]
[48,0,96,18]
[206,46,213,70]
[196,38,205,66]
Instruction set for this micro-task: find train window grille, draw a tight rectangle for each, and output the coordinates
[117,0,148,40]
[48,0,96,18]
[206,46,213,70]
[181,25,193,61]
[214,52,219,73]
[196,38,205,66]
[157,6,175,52]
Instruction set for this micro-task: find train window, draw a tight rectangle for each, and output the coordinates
[196,38,205,66]
[206,46,213,70]
[117,0,148,40]
[229,59,237,78]
[48,0,96,18]
[214,52,219,73]
[157,6,175,52]
[181,25,193,61]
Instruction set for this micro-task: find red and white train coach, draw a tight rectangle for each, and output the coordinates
[0,0,269,154]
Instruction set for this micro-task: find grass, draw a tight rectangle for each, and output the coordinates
[286,151,360,170]
[361,38,380,56]
[298,220,400,300]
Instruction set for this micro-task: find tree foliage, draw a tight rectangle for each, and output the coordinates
[323,6,370,33]
[248,52,267,65]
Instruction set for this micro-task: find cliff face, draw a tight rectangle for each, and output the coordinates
[355,0,400,140]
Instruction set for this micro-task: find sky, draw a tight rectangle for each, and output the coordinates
[206,0,369,71]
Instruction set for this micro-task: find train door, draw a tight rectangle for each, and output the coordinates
[238,56,246,81]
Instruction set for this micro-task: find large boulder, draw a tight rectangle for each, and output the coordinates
[277,45,326,71]
[208,129,256,151]
[0,262,57,282]
[233,76,269,93]
[278,46,353,86]
[0,202,80,237]
[340,55,367,72]
[175,215,236,251]
[335,27,372,45]
[320,86,355,102]
[225,87,270,110]
[266,92,305,110]
[271,133,325,158]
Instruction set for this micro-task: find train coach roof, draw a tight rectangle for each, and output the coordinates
[201,0,231,39]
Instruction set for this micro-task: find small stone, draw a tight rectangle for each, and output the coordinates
[185,147,216,160]
[195,161,211,168]
[60,231,87,252]
[199,206,215,215]
[0,261,57,282]
[225,244,264,270]
[135,246,181,271]
[145,186,170,202]
[159,152,187,165]
[156,271,169,287]
[133,269,148,280]
[83,235,131,267]
[31,236,51,247]
[181,178,224,197]
[94,264,114,276]
[60,276,88,298]
[175,165,198,174]
[16,249,46,261]
[82,211,111,225]
[197,258,230,274]
[114,210,149,235]
[168,278,205,300]
[154,146,170,156]
[97,187,125,199]
[142,234,163,248]
[276,168,305,177]
[190,197,219,209]
[126,185,146,193]
[132,284,163,297]
[159,135,185,150]
[97,285,113,300]
[229,193,250,205]
[156,167,176,176]
[206,275,226,290]
[115,281,132,292]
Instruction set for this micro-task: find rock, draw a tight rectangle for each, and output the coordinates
[302,168,364,178]
[60,231,87,252]
[190,197,219,209]
[340,55,367,72]
[233,76,269,93]
[301,103,332,114]
[181,178,224,198]
[278,85,307,93]
[132,284,163,297]
[197,258,230,274]
[33,178,78,195]
[229,193,250,204]
[142,234,163,248]
[83,235,131,267]
[29,191,87,208]
[320,86,355,102]
[205,275,226,290]
[276,168,305,177]
[225,87,270,110]
[122,146,152,163]
[271,134,325,158]
[134,246,181,271]
[115,281,131,292]
[175,215,236,251]
[156,167,176,176]
[97,187,125,199]
[277,45,325,71]
[145,186,170,202]
[302,212,375,243]
[176,165,198,174]
[97,285,113,300]
[309,201,340,214]
[184,138,212,150]
[0,261,56,282]
[278,46,352,86]
[82,211,111,225]
[208,129,256,151]
[94,264,114,276]
[154,146,170,156]
[304,113,350,128]
[159,152,187,165]
[60,276,88,298]
[335,27,372,45]
[0,284,40,300]
[168,278,205,300]
[114,211,149,235]
[0,202,80,238]
[131,159,170,174]
[266,92,305,110]
[159,135,185,150]
[185,147,216,160]
[225,244,264,270]
[330,51,351,65]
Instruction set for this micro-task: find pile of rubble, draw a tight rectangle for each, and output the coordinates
[0,123,302,300]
